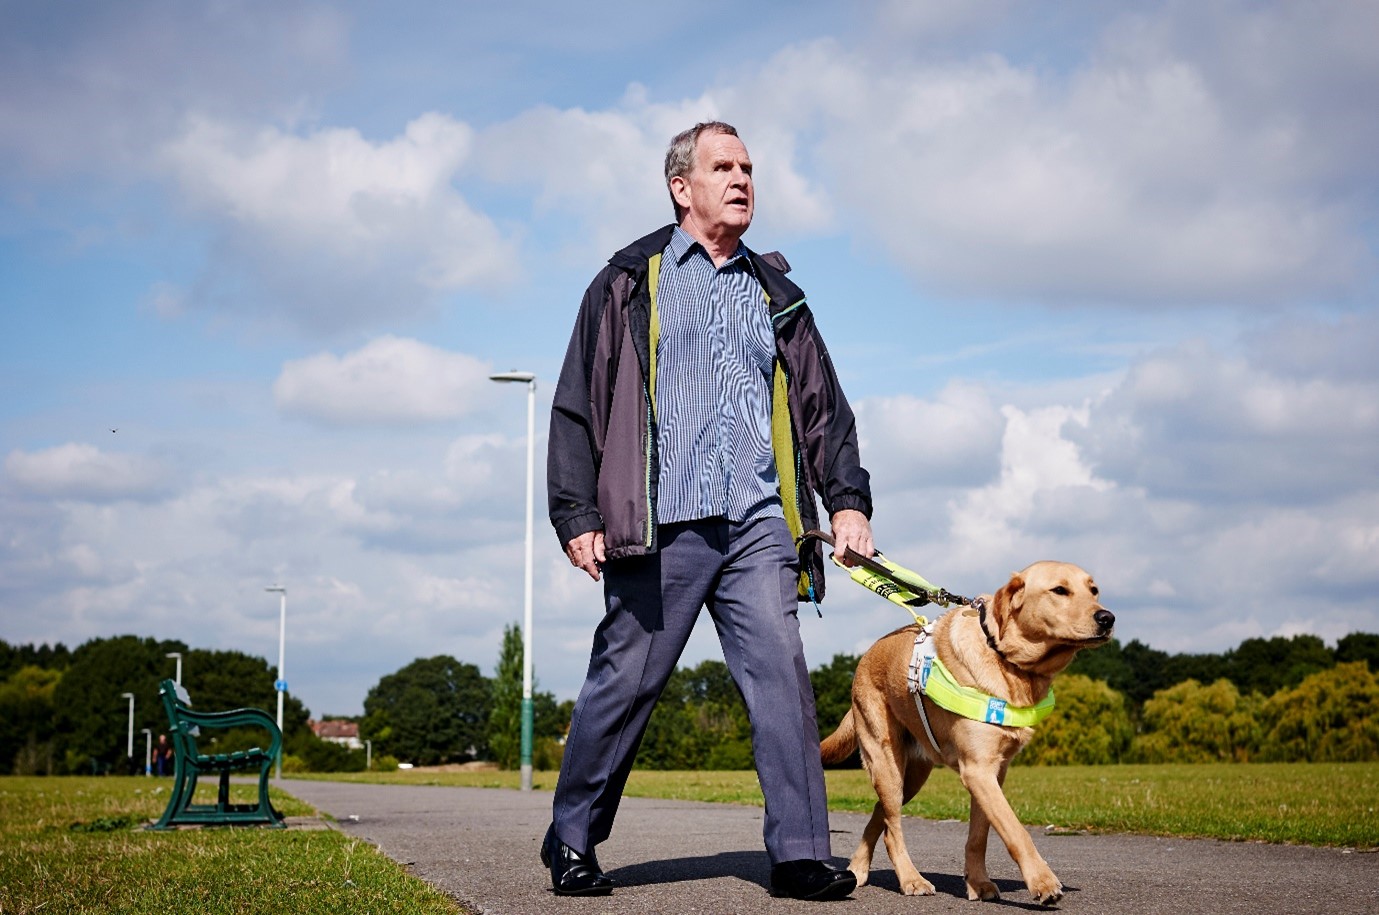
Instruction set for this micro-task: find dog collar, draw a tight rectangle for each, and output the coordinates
[908,627,1055,730]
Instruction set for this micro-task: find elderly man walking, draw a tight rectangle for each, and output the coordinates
[544,121,874,901]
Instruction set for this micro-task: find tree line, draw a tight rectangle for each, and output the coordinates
[630,631,1379,769]
[5,628,1377,775]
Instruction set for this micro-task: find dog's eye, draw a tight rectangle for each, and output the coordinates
[1090,585,1099,597]
[1051,586,1071,596]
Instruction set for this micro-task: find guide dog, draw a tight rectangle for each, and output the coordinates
[819,561,1113,904]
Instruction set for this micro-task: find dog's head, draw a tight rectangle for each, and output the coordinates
[986,561,1114,675]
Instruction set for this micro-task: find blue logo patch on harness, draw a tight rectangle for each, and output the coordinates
[985,698,1007,724]
[920,656,934,690]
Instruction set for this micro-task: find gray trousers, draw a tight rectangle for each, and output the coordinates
[551,516,833,865]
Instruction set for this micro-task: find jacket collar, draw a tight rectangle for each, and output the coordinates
[609,224,807,318]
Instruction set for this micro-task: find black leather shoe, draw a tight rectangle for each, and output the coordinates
[769,859,857,900]
[541,824,615,896]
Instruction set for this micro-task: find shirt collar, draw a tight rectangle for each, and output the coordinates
[668,225,750,268]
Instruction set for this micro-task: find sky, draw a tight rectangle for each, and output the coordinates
[2,0,1377,719]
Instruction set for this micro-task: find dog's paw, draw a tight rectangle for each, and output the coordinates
[849,866,869,888]
[966,878,1000,901]
[1027,871,1064,906]
[900,874,936,896]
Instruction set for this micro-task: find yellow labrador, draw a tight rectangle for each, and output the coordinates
[820,561,1113,904]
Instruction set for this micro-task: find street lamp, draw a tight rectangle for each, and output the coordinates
[265,584,287,779]
[142,728,153,776]
[120,692,135,766]
[489,370,536,792]
[365,738,372,771]
[166,652,182,685]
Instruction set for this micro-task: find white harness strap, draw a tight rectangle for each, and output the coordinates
[906,624,943,756]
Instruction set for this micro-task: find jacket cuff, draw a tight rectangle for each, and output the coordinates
[555,511,605,550]
[827,494,872,520]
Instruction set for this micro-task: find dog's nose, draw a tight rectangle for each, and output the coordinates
[1094,609,1115,632]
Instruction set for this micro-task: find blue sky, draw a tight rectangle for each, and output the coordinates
[3,0,1377,719]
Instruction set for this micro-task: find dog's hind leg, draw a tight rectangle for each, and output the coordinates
[855,719,935,896]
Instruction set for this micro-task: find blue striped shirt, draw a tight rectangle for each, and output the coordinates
[654,226,782,525]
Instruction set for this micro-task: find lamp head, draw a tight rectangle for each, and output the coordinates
[489,371,536,384]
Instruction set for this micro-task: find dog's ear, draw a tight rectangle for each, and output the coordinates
[994,572,1026,622]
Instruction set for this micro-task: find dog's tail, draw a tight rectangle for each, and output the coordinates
[819,709,858,765]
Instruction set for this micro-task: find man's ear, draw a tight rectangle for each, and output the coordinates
[670,175,692,211]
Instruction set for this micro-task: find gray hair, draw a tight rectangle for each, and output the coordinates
[664,121,739,221]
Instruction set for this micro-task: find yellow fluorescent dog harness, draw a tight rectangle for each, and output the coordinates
[905,616,1057,756]
[809,538,1056,750]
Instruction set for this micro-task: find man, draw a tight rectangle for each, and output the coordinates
[544,121,874,901]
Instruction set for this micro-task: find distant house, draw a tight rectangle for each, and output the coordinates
[309,719,363,750]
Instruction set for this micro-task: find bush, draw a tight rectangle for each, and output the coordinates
[1257,662,1379,762]
[1131,679,1261,763]
[1019,674,1133,765]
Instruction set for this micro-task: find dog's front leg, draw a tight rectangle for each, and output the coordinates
[963,796,1000,901]
[959,762,1062,905]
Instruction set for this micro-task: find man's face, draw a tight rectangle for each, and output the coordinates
[672,131,754,240]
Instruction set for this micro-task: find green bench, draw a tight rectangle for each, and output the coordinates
[148,678,285,830]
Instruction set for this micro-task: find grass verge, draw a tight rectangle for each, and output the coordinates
[295,762,1379,848]
[0,777,464,915]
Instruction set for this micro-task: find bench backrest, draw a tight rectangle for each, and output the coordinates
[157,678,203,758]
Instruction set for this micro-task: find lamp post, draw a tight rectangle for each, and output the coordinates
[166,652,182,685]
[489,370,536,792]
[120,692,135,767]
[265,584,287,779]
[142,728,152,776]
[365,738,372,771]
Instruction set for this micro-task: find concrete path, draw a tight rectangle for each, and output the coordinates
[283,779,1376,915]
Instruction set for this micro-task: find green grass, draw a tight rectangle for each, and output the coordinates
[297,762,1379,848]
[0,777,465,915]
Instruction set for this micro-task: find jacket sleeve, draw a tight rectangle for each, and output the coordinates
[547,269,611,549]
[799,312,873,520]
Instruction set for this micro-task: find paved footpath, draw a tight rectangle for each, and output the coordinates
[284,779,1377,915]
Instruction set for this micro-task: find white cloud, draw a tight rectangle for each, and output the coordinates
[699,1,1378,308]
[1079,338,1379,504]
[4,444,171,503]
[161,114,519,331]
[471,84,834,261]
[855,382,1004,490]
[274,336,493,426]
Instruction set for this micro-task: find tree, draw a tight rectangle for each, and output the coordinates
[1020,674,1133,765]
[1336,633,1379,670]
[1256,662,1379,762]
[53,635,194,773]
[489,625,523,769]
[487,625,563,770]
[1131,679,1261,763]
[1224,635,1334,697]
[811,653,860,757]
[0,639,71,679]
[636,660,752,770]
[50,635,309,774]
[361,656,491,765]
[1067,638,1179,709]
[0,666,62,774]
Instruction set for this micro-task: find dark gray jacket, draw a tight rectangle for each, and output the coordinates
[547,225,871,601]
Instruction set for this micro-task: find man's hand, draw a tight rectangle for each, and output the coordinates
[830,509,874,567]
[565,529,607,582]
